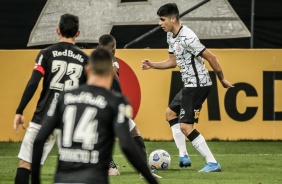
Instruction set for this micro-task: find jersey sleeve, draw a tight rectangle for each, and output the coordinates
[113,97,157,184]
[183,30,206,57]
[113,57,120,76]
[16,70,43,114]
[16,50,47,114]
[168,44,174,54]
[31,95,62,184]
[167,33,174,54]
[33,50,47,75]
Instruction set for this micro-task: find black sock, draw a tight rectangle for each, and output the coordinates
[15,168,30,184]
[133,136,147,164]
[187,129,200,142]
[168,118,178,127]
[109,159,117,169]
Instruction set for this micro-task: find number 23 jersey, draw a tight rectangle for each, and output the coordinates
[32,42,88,124]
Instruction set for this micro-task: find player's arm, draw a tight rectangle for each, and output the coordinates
[14,70,43,133]
[14,51,46,133]
[201,49,233,88]
[142,54,176,70]
[31,115,57,184]
[16,70,43,115]
[31,97,60,184]
[111,58,122,93]
[114,99,158,184]
[111,76,122,93]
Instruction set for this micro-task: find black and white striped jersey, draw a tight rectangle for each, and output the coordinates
[167,25,212,87]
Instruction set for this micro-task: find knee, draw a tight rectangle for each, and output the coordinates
[165,107,177,121]
[130,126,140,137]
[180,125,187,136]
[18,160,31,170]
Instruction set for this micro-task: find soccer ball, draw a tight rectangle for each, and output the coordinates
[148,149,171,170]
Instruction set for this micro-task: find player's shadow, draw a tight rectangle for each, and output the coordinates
[154,168,198,172]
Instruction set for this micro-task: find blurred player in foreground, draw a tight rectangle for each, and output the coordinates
[13,14,88,184]
[99,34,161,179]
[142,3,233,172]
[31,48,158,184]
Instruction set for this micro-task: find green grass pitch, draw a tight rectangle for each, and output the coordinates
[0,141,281,184]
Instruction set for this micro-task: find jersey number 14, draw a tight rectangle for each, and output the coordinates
[62,106,99,150]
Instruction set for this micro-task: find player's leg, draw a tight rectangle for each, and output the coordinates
[107,98,121,176]
[15,122,56,184]
[108,119,143,176]
[167,89,190,167]
[129,119,162,179]
[108,159,120,176]
[129,119,147,163]
[179,87,221,172]
[15,160,31,184]
[108,132,120,176]
[15,122,39,184]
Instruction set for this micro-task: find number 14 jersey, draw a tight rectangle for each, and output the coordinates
[32,42,88,125]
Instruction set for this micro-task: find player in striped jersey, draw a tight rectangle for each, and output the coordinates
[142,3,233,172]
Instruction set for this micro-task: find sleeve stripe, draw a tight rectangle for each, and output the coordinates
[34,65,45,75]
[196,48,206,57]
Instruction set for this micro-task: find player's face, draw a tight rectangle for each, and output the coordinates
[101,41,116,57]
[159,16,174,32]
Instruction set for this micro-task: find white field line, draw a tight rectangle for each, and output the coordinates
[1,153,282,159]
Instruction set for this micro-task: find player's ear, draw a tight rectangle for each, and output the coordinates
[85,64,90,76]
[56,28,61,36]
[75,31,80,38]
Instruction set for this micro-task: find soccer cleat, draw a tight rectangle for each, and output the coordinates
[179,155,191,167]
[198,162,222,172]
[108,167,120,176]
[139,171,162,179]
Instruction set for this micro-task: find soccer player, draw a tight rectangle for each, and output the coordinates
[13,14,88,183]
[31,48,158,184]
[142,3,233,172]
[98,34,161,179]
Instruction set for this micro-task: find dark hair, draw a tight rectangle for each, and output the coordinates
[157,3,179,20]
[89,48,113,76]
[98,34,116,46]
[59,14,79,38]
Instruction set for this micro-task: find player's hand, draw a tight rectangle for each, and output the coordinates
[221,79,234,88]
[14,114,26,134]
[141,59,153,70]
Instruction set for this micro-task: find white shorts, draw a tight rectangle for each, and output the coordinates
[18,122,56,165]
[129,118,136,132]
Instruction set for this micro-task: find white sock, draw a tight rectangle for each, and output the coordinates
[191,134,217,163]
[171,124,188,157]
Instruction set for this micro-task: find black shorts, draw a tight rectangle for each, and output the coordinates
[168,89,183,116]
[169,86,211,124]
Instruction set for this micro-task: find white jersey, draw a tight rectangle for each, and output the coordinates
[167,25,212,87]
